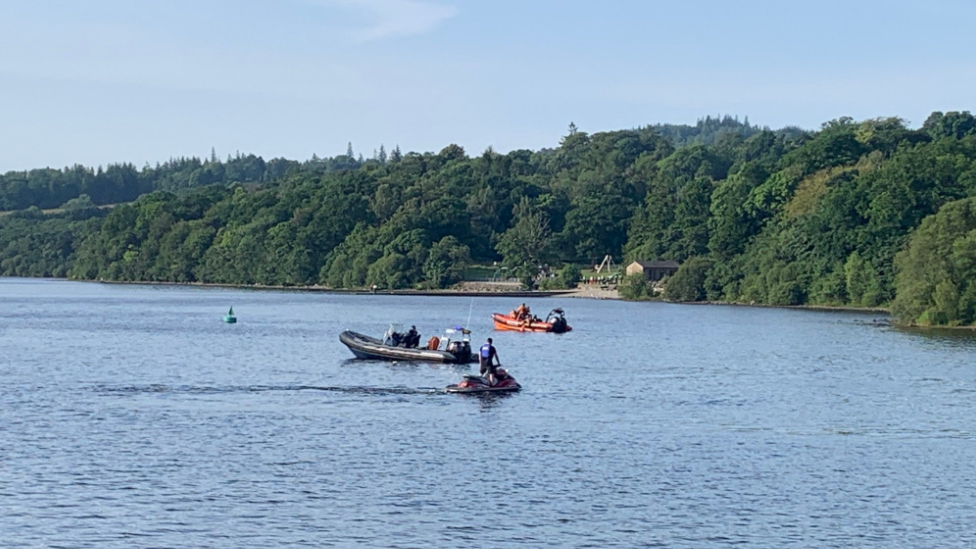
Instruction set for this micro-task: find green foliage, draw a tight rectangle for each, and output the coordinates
[423,236,471,289]
[892,197,976,325]
[559,264,582,288]
[4,111,976,322]
[619,272,654,300]
[0,154,307,212]
[663,257,712,302]
[0,210,104,277]
[844,251,882,307]
[650,115,770,147]
[538,263,584,290]
[61,194,97,211]
[922,111,976,141]
[495,197,551,284]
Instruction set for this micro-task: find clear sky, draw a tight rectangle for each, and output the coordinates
[1,0,974,171]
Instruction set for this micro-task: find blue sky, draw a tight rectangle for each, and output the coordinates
[1,0,974,171]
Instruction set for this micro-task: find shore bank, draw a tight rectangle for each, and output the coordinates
[565,286,621,300]
[680,300,890,315]
[88,279,576,298]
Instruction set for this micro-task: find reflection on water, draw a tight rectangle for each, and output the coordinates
[894,324,976,349]
[2,278,976,548]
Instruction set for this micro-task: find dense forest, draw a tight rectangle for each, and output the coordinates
[3,112,976,327]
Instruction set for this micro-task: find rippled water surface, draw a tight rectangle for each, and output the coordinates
[2,278,976,547]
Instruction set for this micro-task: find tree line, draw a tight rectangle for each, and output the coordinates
[2,112,976,326]
[0,146,383,211]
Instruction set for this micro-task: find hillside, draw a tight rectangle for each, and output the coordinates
[3,112,976,326]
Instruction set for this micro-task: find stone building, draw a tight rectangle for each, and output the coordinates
[625,260,679,281]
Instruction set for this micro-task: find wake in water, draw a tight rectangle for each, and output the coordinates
[94,384,444,396]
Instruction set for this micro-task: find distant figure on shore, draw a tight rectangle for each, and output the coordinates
[371,284,377,293]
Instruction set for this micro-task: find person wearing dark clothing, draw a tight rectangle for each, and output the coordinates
[479,338,500,385]
[405,325,420,348]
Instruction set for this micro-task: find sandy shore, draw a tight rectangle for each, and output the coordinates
[565,286,621,300]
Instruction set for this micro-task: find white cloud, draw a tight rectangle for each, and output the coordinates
[299,0,458,41]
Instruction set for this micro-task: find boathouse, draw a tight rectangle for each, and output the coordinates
[626,260,679,281]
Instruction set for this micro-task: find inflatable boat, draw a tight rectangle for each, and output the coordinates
[491,308,572,333]
[340,325,476,364]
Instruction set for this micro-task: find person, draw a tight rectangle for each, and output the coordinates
[515,303,529,320]
[405,325,420,348]
[479,337,500,385]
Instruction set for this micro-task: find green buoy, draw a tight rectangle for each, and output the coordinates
[223,306,237,324]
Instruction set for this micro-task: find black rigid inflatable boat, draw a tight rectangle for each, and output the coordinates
[339,325,476,364]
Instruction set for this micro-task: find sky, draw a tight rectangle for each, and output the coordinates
[1,0,975,171]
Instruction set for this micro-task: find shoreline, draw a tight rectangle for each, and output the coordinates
[677,299,890,315]
[17,277,976,330]
[90,279,888,314]
[84,278,576,298]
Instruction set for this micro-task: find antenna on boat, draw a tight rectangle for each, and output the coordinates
[465,297,474,329]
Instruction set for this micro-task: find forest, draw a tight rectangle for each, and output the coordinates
[2,112,976,327]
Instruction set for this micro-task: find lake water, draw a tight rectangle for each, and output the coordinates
[2,278,976,548]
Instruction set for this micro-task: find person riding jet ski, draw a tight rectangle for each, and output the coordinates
[479,337,500,385]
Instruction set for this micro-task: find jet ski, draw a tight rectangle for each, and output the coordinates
[445,368,521,394]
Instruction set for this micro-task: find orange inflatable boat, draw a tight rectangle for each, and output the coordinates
[491,308,572,333]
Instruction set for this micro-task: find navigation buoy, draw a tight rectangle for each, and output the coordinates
[223,307,237,324]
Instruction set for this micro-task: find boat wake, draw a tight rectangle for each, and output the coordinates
[93,383,444,396]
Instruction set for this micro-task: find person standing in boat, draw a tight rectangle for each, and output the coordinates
[479,338,500,385]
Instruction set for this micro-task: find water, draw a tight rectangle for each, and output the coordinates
[2,278,976,548]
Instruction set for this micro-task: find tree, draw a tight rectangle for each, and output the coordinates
[423,236,471,288]
[559,264,582,288]
[663,257,711,302]
[619,272,652,300]
[844,252,882,307]
[892,197,976,326]
[4,109,976,316]
[495,197,551,288]
[61,194,96,211]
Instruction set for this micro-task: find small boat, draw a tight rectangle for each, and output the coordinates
[491,308,571,333]
[339,324,477,364]
[223,307,237,324]
[446,368,521,394]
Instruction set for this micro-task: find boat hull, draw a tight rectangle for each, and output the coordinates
[491,313,572,333]
[339,331,475,363]
[445,374,521,394]
[445,384,521,394]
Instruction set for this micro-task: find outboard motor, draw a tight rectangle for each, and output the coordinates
[552,316,566,332]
